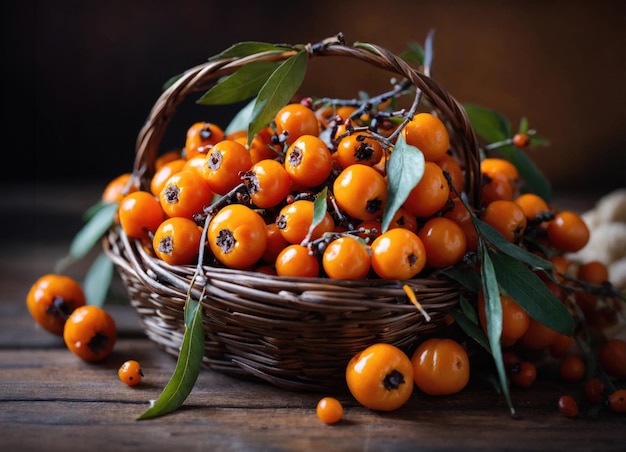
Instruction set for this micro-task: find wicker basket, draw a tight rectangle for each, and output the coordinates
[104,34,482,391]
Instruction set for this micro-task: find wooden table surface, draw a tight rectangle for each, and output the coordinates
[1,183,624,451]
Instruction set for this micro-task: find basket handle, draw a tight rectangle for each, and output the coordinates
[133,34,482,207]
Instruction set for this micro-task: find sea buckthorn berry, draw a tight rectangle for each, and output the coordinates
[275,244,319,277]
[598,338,626,378]
[608,389,626,413]
[201,139,252,195]
[316,397,344,425]
[346,343,414,411]
[183,156,208,176]
[403,161,450,218]
[512,133,530,149]
[185,122,225,159]
[547,255,571,283]
[208,204,267,269]
[370,228,427,280]
[509,361,537,388]
[322,236,371,279]
[502,349,521,374]
[276,199,334,245]
[481,200,527,243]
[557,395,579,418]
[477,292,530,347]
[159,170,214,219]
[577,260,609,286]
[436,153,464,194]
[400,112,450,162]
[155,150,182,169]
[481,171,515,205]
[559,355,586,383]
[262,223,289,264]
[443,197,479,252]
[26,274,86,336]
[518,318,558,350]
[153,217,203,266]
[481,158,520,183]
[284,135,332,188]
[150,158,187,197]
[411,338,470,396]
[274,103,320,144]
[118,191,164,240]
[333,164,388,221]
[583,377,605,403]
[118,360,143,387]
[242,159,292,209]
[418,217,467,269]
[546,211,590,252]
[102,173,135,203]
[388,206,419,234]
[514,193,550,221]
[63,305,117,362]
[335,132,384,169]
[549,333,575,358]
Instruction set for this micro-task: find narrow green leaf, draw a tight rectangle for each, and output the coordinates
[381,135,425,233]
[463,104,511,143]
[247,51,307,146]
[83,252,114,308]
[304,187,328,245]
[449,307,490,352]
[224,98,257,136]
[488,249,574,336]
[70,203,118,260]
[479,241,515,415]
[137,296,205,420]
[440,266,481,293]
[530,135,550,147]
[83,201,112,222]
[518,117,529,134]
[162,73,184,91]
[460,295,480,325]
[422,29,435,70]
[400,41,425,65]
[353,42,382,56]
[495,144,553,203]
[472,216,554,271]
[197,61,280,106]
[208,42,293,61]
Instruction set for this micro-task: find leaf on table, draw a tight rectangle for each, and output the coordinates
[196,61,280,106]
[487,249,574,336]
[381,135,425,233]
[68,202,118,261]
[84,252,114,308]
[247,51,307,146]
[137,296,205,420]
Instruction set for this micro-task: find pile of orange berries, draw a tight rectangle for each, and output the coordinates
[26,274,143,387]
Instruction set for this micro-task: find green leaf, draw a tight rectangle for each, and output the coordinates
[208,42,293,61]
[137,295,205,420]
[495,144,553,203]
[440,266,481,293]
[400,41,425,65]
[83,252,114,308]
[70,202,118,260]
[162,73,184,91]
[530,135,550,147]
[518,117,529,134]
[472,216,554,271]
[196,61,280,106]
[381,135,425,233]
[303,187,328,245]
[479,241,515,415]
[224,98,257,136]
[247,51,307,146]
[487,249,574,336]
[422,29,435,70]
[449,307,490,352]
[463,104,511,143]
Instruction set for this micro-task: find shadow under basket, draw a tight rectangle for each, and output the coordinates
[103,34,481,391]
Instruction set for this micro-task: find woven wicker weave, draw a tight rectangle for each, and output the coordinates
[104,34,481,391]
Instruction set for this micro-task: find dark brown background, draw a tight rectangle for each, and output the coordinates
[3,0,625,198]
